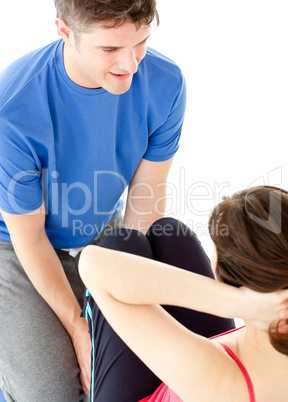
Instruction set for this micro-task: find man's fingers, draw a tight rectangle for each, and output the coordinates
[80,370,90,395]
[79,355,91,395]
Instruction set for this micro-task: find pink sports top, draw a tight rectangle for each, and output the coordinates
[139,327,255,402]
[219,343,255,402]
[139,383,182,402]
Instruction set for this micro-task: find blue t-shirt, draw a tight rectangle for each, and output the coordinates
[0,40,186,248]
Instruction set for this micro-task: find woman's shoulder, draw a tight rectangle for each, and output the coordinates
[210,325,288,402]
[210,325,246,349]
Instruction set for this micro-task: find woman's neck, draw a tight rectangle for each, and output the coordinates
[243,321,274,354]
[240,321,288,401]
[239,320,288,370]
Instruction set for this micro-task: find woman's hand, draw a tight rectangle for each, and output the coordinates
[239,286,288,331]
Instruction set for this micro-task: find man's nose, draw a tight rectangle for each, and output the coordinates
[118,48,138,74]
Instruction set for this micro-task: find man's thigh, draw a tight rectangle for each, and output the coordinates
[0,242,85,402]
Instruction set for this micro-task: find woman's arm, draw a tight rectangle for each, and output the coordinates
[79,245,288,325]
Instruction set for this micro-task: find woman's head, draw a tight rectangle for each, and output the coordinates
[209,186,288,355]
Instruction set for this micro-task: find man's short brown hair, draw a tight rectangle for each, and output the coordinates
[54,0,159,34]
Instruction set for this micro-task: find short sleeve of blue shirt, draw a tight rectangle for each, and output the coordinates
[0,121,44,214]
[141,49,187,162]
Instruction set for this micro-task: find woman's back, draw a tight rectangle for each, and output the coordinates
[211,326,288,402]
[140,325,288,402]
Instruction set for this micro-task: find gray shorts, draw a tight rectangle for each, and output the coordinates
[0,211,123,402]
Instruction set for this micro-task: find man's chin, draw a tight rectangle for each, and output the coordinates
[101,72,133,95]
[106,81,133,95]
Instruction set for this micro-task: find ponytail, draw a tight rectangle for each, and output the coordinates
[269,320,288,356]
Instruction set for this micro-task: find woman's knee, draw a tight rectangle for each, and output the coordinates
[99,227,153,259]
[146,217,211,274]
[147,217,195,241]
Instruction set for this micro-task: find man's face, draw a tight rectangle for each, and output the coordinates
[64,20,150,95]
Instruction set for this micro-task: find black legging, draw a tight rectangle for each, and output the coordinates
[83,218,235,402]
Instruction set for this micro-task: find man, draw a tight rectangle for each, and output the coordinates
[0,0,186,401]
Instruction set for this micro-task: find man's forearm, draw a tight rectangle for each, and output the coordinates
[124,187,166,233]
[124,158,172,233]
[123,206,165,234]
[12,232,83,337]
[1,206,91,393]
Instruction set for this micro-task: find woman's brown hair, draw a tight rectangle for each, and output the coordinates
[209,186,288,355]
[54,0,159,34]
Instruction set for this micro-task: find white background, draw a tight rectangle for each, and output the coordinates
[1,1,287,258]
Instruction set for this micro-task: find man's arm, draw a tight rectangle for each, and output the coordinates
[1,204,91,395]
[124,157,174,234]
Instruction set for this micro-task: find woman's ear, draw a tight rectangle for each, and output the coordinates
[55,18,73,45]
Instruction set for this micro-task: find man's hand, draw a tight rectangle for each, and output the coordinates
[71,317,92,395]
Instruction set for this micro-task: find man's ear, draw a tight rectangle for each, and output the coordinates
[55,18,73,45]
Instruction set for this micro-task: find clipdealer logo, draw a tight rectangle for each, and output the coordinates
[6,166,283,237]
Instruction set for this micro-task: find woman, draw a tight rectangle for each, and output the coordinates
[79,186,288,401]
